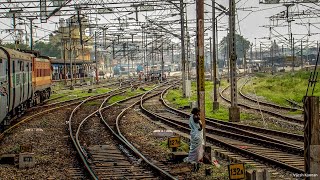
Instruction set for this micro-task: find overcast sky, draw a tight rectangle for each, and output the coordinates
[1,0,320,48]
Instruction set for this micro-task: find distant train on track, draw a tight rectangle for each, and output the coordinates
[0,47,52,130]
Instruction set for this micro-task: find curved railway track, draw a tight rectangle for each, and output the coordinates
[140,85,304,174]
[220,81,304,125]
[68,81,177,179]
[0,80,140,137]
[238,77,302,112]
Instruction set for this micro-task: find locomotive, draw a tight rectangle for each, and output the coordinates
[0,47,52,130]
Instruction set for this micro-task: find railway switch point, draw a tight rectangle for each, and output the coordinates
[19,153,35,169]
[229,106,240,122]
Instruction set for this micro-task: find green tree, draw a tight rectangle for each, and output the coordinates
[1,41,61,58]
[2,43,29,50]
[219,34,251,59]
[34,41,61,58]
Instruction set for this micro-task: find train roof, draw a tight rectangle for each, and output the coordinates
[0,47,34,62]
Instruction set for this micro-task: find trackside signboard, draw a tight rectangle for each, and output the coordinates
[228,163,245,179]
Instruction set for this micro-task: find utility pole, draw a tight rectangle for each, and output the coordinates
[304,96,320,180]
[62,40,67,84]
[196,0,206,143]
[161,38,164,82]
[292,36,295,72]
[250,43,253,64]
[271,40,274,75]
[255,38,257,60]
[151,37,154,75]
[282,44,285,70]
[8,10,22,50]
[226,28,230,83]
[146,31,148,78]
[172,44,174,64]
[185,6,190,81]
[180,0,186,97]
[68,19,74,90]
[301,39,303,68]
[212,0,219,110]
[187,33,191,80]
[131,34,134,77]
[95,31,99,84]
[142,26,145,74]
[127,39,130,77]
[76,8,86,82]
[229,0,240,122]
[210,37,213,81]
[27,17,37,51]
[242,39,246,74]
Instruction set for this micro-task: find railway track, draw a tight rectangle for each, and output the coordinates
[140,85,305,175]
[0,79,142,136]
[68,81,177,179]
[220,80,304,125]
[239,77,302,112]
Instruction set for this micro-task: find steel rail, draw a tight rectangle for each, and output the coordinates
[68,85,127,179]
[239,77,302,111]
[161,84,304,141]
[99,81,177,179]
[140,89,305,174]
[220,84,304,125]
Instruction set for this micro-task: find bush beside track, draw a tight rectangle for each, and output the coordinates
[165,81,255,121]
[242,71,320,106]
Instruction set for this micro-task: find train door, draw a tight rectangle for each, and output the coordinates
[27,62,32,100]
[0,57,8,123]
[20,61,25,103]
[13,60,21,110]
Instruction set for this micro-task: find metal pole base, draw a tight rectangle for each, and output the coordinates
[229,106,240,122]
[212,101,219,111]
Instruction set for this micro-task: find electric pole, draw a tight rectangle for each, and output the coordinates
[76,8,86,82]
[27,17,37,51]
[180,0,186,97]
[68,19,74,90]
[301,39,303,68]
[212,0,219,110]
[196,0,206,143]
[95,31,99,84]
[210,37,213,81]
[229,0,240,122]
[292,36,295,72]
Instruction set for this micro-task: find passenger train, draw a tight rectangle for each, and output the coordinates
[0,47,52,130]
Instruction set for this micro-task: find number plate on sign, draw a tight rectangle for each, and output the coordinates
[168,136,180,148]
[228,163,245,179]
